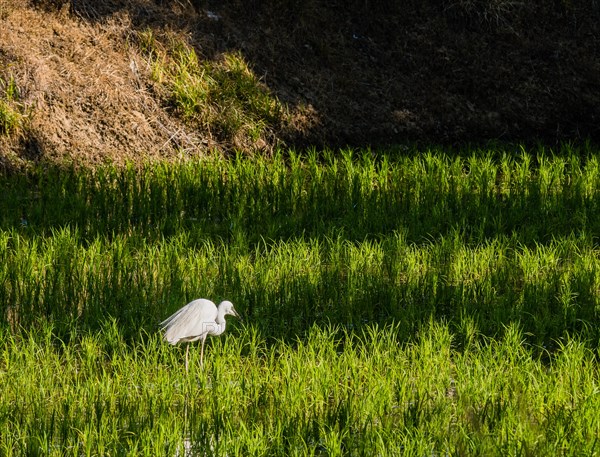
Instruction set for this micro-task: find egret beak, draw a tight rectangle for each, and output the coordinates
[232,307,242,322]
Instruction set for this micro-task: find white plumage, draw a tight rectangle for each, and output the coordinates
[161,298,240,370]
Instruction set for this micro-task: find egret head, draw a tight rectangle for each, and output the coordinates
[220,300,240,319]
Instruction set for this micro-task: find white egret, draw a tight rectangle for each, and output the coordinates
[161,299,240,371]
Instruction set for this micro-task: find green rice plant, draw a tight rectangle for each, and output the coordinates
[1,145,600,341]
[1,224,599,346]
[4,145,600,246]
[2,144,600,455]
[0,321,598,455]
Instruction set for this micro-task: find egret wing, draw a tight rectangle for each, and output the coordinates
[161,299,218,344]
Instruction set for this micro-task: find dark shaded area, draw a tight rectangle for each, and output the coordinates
[36,0,600,148]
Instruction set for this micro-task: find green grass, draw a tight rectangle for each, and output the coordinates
[0,321,597,456]
[1,145,599,455]
[1,226,599,346]
[137,30,284,150]
[0,76,27,136]
[4,146,600,245]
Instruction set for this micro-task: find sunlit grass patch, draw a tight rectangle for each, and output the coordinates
[0,321,597,455]
[0,76,28,137]
[137,29,285,151]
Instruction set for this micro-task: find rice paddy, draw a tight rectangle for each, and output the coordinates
[1,145,599,455]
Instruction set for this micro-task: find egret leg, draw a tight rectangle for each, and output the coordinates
[200,337,206,367]
[185,344,190,373]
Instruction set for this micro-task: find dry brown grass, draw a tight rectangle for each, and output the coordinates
[0,1,207,167]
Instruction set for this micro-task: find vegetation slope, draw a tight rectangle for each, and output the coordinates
[0,0,599,167]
